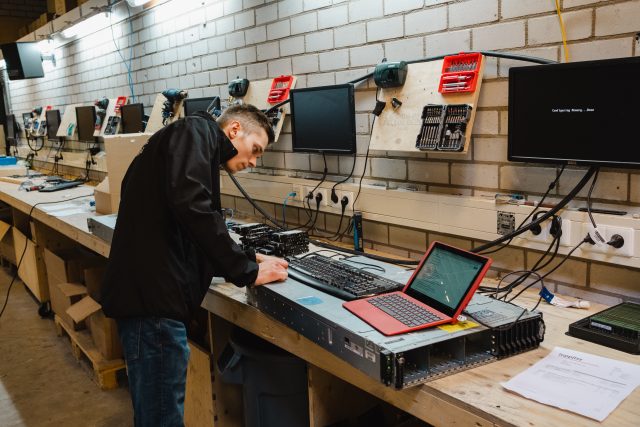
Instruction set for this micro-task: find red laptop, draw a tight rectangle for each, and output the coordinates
[343,241,492,336]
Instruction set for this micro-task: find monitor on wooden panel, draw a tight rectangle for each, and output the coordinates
[508,56,640,169]
[75,106,96,142]
[290,83,356,154]
[45,109,61,140]
[121,103,145,133]
[183,97,221,116]
[0,42,44,80]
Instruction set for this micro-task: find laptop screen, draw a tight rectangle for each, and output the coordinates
[405,242,488,317]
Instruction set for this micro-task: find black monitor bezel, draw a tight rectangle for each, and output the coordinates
[290,83,357,155]
[0,42,44,80]
[75,106,96,142]
[45,109,61,140]
[121,103,145,133]
[5,114,17,140]
[183,96,221,116]
[508,56,640,169]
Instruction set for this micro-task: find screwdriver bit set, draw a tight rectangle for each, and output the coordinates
[415,104,472,152]
[438,53,482,94]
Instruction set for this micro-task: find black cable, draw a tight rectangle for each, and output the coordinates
[331,151,357,200]
[227,172,285,230]
[352,90,380,213]
[586,167,600,228]
[471,166,597,253]
[479,164,565,255]
[0,193,94,319]
[507,236,588,303]
[329,201,348,239]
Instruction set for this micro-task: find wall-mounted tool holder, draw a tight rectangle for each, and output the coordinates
[267,75,294,104]
[415,104,472,152]
[438,53,482,94]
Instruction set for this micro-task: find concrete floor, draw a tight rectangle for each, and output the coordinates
[0,266,133,427]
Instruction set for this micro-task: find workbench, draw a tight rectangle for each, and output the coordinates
[0,179,638,427]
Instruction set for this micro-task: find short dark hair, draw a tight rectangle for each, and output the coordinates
[217,104,275,145]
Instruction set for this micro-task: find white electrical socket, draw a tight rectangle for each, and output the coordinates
[293,185,305,202]
[305,186,328,206]
[327,190,354,211]
[521,217,573,247]
[581,223,635,257]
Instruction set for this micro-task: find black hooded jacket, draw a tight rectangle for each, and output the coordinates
[101,112,258,322]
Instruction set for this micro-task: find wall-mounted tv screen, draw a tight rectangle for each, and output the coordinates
[290,84,356,154]
[0,42,44,80]
[508,56,640,169]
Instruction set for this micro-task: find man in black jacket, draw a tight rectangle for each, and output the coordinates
[101,104,287,426]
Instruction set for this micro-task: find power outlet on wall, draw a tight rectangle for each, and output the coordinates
[328,190,355,211]
[581,223,635,257]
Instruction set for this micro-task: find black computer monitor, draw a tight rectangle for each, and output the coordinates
[290,84,356,154]
[75,106,96,141]
[508,56,640,169]
[183,97,221,116]
[5,114,17,140]
[0,42,44,80]
[121,103,145,133]
[45,109,61,140]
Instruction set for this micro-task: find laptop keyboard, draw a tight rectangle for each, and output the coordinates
[368,294,444,327]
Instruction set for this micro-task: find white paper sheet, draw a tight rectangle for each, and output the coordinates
[501,347,640,421]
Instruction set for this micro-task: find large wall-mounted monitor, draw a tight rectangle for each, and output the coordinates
[121,103,145,133]
[75,106,96,141]
[0,42,44,80]
[508,57,640,169]
[290,84,356,154]
[45,109,61,140]
[183,97,221,116]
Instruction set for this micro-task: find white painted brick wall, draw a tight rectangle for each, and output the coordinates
[334,23,366,48]
[268,57,293,76]
[237,46,257,64]
[631,175,640,203]
[384,37,424,62]
[306,30,334,52]
[291,13,318,35]
[371,158,407,180]
[389,226,427,251]
[472,111,499,135]
[473,137,507,162]
[384,0,424,15]
[226,32,246,49]
[405,6,447,36]
[450,0,498,28]
[256,3,278,25]
[407,160,449,184]
[235,10,256,30]
[318,4,348,29]
[279,0,304,18]
[224,0,243,15]
[293,54,320,74]
[596,1,640,36]
[477,80,508,108]
[319,48,349,70]
[280,36,306,56]
[425,29,471,56]
[217,16,235,35]
[569,38,634,61]
[367,16,404,42]
[350,44,385,67]
[267,20,291,40]
[528,9,592,45]
[473,20,526,50]
[348,0,384,22]
[285,152,310,170]
[257,41,279,60]
[501,0,556,19]
[451,164,499,188]
[560,170,628,201]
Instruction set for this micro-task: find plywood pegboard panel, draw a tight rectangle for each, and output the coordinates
[238,77,296,142]
[370,58,484,154]
[146,93,184,134]
[57,103,84,140]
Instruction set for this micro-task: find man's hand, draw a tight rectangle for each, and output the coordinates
[255,252,289,268]
[254,254,288,286]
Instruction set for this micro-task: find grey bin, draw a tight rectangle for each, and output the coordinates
[218,327,309,427]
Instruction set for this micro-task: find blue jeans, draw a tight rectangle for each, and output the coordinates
[117,317,191,427]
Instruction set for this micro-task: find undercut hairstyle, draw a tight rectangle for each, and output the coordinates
[217,104,275,145]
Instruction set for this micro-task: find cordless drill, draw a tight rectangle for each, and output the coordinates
[94,97,109,130]
[162,89,188,125]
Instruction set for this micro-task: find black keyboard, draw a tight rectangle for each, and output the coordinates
[38,180,83,192]
[286,254,404,301]
[368,294,444,327]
